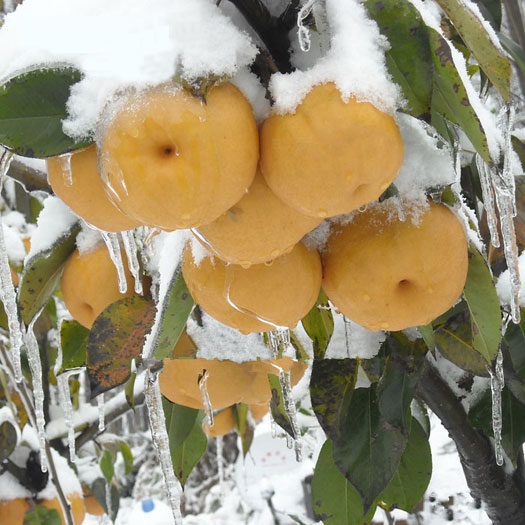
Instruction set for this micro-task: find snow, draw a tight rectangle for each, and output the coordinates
[497,251,525,307]
[0,0,257,140]
[26,196,77,260]
[269,0,402,115]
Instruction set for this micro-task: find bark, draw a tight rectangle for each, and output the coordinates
[417,361,525,525]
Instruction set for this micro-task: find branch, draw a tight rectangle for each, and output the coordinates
[416,360,525,524]
[224,0,294,73]
[7,159,52,193]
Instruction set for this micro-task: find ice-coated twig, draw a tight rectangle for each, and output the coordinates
[101,231,128,294]
[297,0,317,52]
[199,369,214,427]
[216,435,225,498]
[58,153,73,187]
[97,394,105,432]
[0,149,23,381]
[488,348,505,466]
[144,370,183,524]
[121,230,143,294]
[105,481,113,519]
[25,315,48,472]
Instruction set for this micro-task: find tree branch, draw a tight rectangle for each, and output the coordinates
[7,159,52,194]
[416,360,525,524]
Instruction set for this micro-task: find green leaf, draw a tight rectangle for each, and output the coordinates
[125,372,137,410]
[312,440,377,524]
[309,358,358,441]
[18,222,80,324]
[153,269,194,360]
[0,420,17,461]
[434,310,491,377]
[463,245,502,363]
[87,296,156,397]
[23,505,61,525]
[435,0,511,100]
[119,441,134,475]
[380,418,432,512]
[418,323,435,352]
[0,67,92,158]
[58,319,88,373]
[234,403,254,457]
[364,0,433,118]
[469,387,525,465]
[269,373,295,438]
[429,29,491,162]
[301,290,334,360]
[100,450,114,483]
[163,397,207,487]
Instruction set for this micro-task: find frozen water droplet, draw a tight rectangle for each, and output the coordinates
[98,394,105,432]
[100,231,128,294]
[297,0,316,52]
[264,259,274,267]
[358,204,368,213]
[239,261,251,269]
[121,230,143,294]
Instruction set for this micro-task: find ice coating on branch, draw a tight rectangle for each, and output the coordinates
[24,316,48,472]
[26,196,78,260]
[0,152,23,381]
[144,370,183,524]
[0,0,257,139]
[269,0,401,115]
[57,373,76,462]
[199,370,214,427]
[297,0,317,52]
[100,231,127,294]
[97,394,105,432]
[488,348,505,466]
[121,230,143,294]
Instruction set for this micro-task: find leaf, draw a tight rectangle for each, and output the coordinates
[332,333,426,512]
[163,397,207,487]
[312,439,377,524]
[0,420,17,461]
[499,34,525,77]
[418,323,435,351]
[301,289,334,360]
[469,387,525,466]
[435,0,510,100]
[503,309,525,402]
[100,450,114,483]
[364,0,433,118]
[23,505,61,525]
[234,403,254,457]
[91,477,119,521]
[125,372,137,410]
[472,0,501,30]
[434,310,491,377]
[0,67,92,158]
[87,296,156,397]
[463,245,502,363]
[58,319,88,373]
[429,29,491,162]
[309,358,358,441]
[269,373,295,438]
[380,418,432,512]
[119,441,134,475]
[18,222,80,324]
[153,268,194,361]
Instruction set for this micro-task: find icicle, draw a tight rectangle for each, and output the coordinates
[0,150,23,382]
[58,153,73,187]
[97,394,105,432]
[100,231,127,294]
[120,230,143,294]
[216,435,225,499]
[488,348,505,466]
[144,370,183,524]
[199,370,214,427]
[24,316,48,472]
[105,481,113,519]
[476,155,500,248]
[297,0,316,52]
[57,373,76,462]
[344,316,352,358]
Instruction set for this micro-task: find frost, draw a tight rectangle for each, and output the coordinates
[24,316,48,472]
[121,230,143,294]
[0,151,23,381]
[144,370,183,524]
[100,231,128,294]
[488,348,504,466]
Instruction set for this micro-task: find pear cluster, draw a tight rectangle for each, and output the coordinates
[52,80,468,339]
